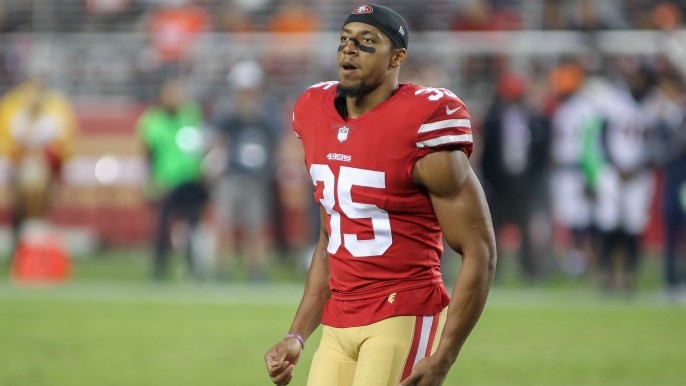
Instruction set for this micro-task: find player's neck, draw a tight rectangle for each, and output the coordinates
[345,80,398,119]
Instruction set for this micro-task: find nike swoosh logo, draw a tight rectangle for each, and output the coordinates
[446,105,462,115]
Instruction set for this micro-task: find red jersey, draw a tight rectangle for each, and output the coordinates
[293,81,473,327]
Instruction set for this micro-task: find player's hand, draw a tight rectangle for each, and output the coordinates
[398,356,450,386]
[264,337,303,386]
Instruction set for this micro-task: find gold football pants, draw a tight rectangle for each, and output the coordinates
[307,308,447,386]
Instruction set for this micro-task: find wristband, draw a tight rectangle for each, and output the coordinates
[285,333,305,349]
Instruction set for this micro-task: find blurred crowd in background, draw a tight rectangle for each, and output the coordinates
[0,0,685,299]
[1,0,684,34]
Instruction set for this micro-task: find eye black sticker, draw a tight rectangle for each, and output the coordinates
[338,37,376,53]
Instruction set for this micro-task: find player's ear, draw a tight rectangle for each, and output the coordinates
[390,48,407,68]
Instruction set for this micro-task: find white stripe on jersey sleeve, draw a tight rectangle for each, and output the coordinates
[418,119,471,133]
[416,133,473,148]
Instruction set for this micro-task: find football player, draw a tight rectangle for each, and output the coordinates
[264,5,496,386]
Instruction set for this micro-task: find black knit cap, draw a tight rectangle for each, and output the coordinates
[343,5,409,49]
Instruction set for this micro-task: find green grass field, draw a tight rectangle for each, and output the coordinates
[1,251,685,385]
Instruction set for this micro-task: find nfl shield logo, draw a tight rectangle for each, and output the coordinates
[337,126,350,142]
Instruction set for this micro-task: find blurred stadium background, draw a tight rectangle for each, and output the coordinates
[1,0,686,385]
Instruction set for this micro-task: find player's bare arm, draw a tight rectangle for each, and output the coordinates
[287,207,331,343]
[402,150,497,386]
[264,207,331,385]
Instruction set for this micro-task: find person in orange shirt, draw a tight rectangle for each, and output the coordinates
[145,1,210,63]
[266,0,320,34]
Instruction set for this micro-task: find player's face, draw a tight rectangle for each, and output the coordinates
[338,22,395,96]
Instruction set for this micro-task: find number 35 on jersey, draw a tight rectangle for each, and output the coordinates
[310,164,392,258]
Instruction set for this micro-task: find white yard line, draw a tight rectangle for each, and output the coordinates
[0,281,676,309]
[0,281,305,306]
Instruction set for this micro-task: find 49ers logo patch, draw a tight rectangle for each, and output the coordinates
[353,5,373,14]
